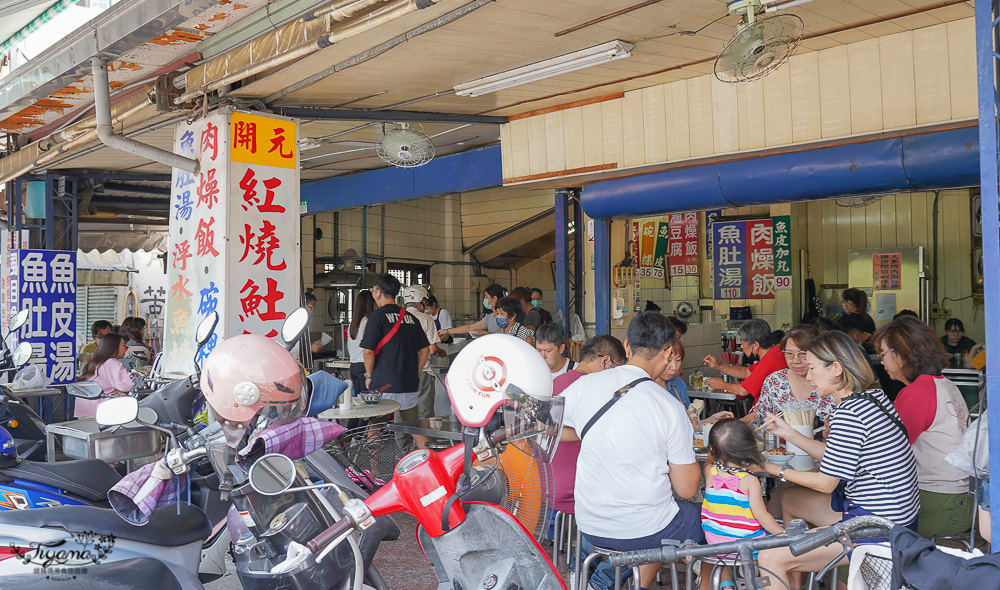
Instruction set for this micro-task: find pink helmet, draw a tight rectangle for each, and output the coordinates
[200,334,306,427]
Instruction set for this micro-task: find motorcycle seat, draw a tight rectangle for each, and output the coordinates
[0,557,184,589]
[0,459,121,502]
[0,503,212,547]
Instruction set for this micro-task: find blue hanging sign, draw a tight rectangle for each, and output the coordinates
[10,250,77,385]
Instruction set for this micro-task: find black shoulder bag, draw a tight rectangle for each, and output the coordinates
[579,377,652,440]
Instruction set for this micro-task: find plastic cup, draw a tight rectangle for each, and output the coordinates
[785,424,815,455]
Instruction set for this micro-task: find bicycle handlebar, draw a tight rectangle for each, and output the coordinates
[607,516,895,568]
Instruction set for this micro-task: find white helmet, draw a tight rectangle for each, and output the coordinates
[400,285,428,305]
[446,334,562,460]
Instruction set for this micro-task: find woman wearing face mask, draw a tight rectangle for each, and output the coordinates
[439,284,506,340]
[493,296,535,345]
[702,319,786,400]
[740,324,834,424]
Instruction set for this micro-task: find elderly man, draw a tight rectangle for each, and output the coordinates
[560,312,702,590]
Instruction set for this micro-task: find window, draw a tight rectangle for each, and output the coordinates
[387,263,430,287]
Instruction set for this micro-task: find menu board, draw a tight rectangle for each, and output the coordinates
[873,253,902,290]
[668,213,699,276]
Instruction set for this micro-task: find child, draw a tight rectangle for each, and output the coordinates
[700,419,784,590]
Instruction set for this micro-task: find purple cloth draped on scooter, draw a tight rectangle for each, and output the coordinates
[108,459,189,526]
[237,417,345,466]
[106,418,344,526]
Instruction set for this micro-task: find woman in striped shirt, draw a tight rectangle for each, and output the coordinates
[756,330,919,586]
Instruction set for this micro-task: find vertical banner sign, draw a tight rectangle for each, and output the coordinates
[668,213,699,275]
[652,222,669,279]
[1,229,10,330]
[705,209,722,260]
[228,111,300,339]
[12,250,77,384]
[629,221,639,265]
[637,221,657,278]
[714,221,747,299]
[746,220,774,299]
[873,253,902,290]
[164,110,301,375]
[772,216,792,290]
[166,112,229,375]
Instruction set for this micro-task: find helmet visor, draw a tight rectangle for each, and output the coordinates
[258,389,307,425]
[501,384,563,462]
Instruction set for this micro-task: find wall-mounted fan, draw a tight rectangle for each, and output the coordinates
[376,123,435,168]
[715,0,804,83]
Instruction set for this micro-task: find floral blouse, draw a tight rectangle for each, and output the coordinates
[751,369,835,421]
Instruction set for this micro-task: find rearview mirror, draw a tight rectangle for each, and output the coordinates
[67,381,104,399]
[280,308,310,349]
[95,396,139,427]
[11,342,32,367]
[7,309,28,334]
[248,453,297,495]
[195,312,219,347]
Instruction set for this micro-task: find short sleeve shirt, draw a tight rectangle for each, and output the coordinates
[562,365,696,538]
[820,389,920,524]
[359,304,430,394]
[740,346,787,401]
[407,307,440,374]
[751,369,834,421]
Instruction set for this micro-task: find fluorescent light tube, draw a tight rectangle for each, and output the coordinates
[454,40,635,97]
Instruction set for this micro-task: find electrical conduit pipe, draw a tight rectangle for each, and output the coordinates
[91,56,198,174]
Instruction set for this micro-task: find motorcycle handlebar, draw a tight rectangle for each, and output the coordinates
[488,428,508,446]
[307,515,355,554]
[787,527,843,557]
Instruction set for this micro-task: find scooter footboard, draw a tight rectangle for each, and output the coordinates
[416,503,565,590]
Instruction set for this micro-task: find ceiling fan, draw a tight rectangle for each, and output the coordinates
[714,0,809,83]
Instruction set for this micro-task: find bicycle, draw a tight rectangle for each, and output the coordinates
[605,515,895,590]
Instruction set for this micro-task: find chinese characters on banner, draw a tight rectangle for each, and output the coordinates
[746,220,774,299]
[772,216,792,290]
[163,110,301,375]
[637,221,658,278]
[10,250,77,385]
[713,219,781,300]
[229,111,299,340]
[873,253,902,290]
[668,213,699,276]
[714,221,747,300]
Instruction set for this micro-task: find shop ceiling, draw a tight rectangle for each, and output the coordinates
[0,0,976,223]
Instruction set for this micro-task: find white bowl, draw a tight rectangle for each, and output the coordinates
[764,453,793,466]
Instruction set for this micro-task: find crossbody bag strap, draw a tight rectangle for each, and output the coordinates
[580,377,652,440]
[373,307,407,356]
[849,391,909,440]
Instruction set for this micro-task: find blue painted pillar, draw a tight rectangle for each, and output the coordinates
[594,218,611,335]
[975,0,1000,550]
[555,190,570,335]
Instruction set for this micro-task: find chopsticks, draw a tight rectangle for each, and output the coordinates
[754,411,785,432]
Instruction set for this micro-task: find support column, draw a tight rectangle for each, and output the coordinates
[594,218,611,335]
[555,189,570,334]
[975,0,1000,550]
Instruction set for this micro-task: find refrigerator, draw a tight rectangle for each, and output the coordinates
[847,247,927,329]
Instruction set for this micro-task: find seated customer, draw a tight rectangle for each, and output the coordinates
[703,319,786,400]
[561,312,702,590]
[535,323,575,379]
[76,333,135,418]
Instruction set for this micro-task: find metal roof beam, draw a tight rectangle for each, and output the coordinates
[100,182,170,196]
[274,106,507,125]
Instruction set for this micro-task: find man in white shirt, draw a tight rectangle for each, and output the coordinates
[535,323,575,379]
[425,294,453,344]
[401,286,446,420]
[560,312,703,590]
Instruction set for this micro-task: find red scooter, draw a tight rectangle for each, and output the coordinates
[247,334,566,590]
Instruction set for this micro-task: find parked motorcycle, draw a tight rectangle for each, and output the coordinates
[245,334,567,590]
[0,310,48,461]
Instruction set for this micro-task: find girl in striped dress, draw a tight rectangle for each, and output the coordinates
[700,419,784,589]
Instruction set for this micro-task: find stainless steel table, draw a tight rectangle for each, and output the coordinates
[319,399,400,421]
[687,388,737,401]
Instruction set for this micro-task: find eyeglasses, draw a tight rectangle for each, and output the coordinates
[782,350,808,360]
[604,356,617,368]
[875,349,895,361]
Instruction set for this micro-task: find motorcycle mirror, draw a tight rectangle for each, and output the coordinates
[66,381,104,400]
[248,453,297,495]
[280,308,310,350]
[195,312,219,347]
[11,342,32,367]
[7,309,28,334]
[95,396,139,427]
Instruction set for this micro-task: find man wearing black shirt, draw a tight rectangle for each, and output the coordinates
[361,274,430,450]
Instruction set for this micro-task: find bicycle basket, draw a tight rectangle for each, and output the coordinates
[323,423,403,493]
